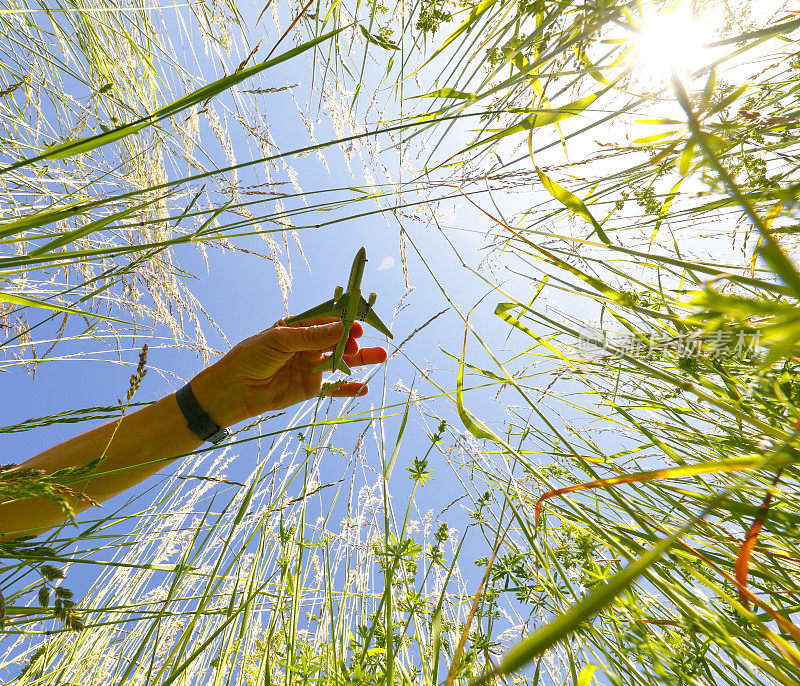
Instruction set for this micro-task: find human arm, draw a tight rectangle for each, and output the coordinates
[0,318,387,539]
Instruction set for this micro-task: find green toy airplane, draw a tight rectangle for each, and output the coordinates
[286,247,393,375]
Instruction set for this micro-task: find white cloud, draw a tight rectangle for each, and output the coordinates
[377,256,395,271]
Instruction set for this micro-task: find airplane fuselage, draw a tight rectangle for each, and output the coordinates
[285,246,390,375]
[346,247,367,293]
[331,247,367,371]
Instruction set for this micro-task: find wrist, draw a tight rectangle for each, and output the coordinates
[189,360,247,430]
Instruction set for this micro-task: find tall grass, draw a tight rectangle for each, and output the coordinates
[2,0,800,684]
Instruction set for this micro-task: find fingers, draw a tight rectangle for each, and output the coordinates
[324,329,363,355]
[321,334,360,356]
[276,317,365,339]
[319,346,388,401]
[324,382,369,398]
[343,335,359,356]
[343,346,387,368]
[275,316,337,328]
[297,338,371,368]
[271,321,345,353]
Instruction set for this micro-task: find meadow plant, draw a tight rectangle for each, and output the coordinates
[2,0,800,684]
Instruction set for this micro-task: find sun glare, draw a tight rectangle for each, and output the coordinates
[632,2,713,87]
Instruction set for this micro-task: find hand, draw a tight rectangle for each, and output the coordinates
[191,317,388,427]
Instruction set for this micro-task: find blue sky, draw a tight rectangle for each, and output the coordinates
[2,5,793,683]
[0,0,552,496]
[0,0,479,559]
[0,7,619,679]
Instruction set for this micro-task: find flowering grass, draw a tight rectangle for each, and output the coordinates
[2,0,800,684]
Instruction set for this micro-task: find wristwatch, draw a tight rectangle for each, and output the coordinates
[175,383,229,445]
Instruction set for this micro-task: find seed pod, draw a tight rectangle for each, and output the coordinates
[55,587,74,600]
[38,586,50,608]
[67,612,84,632]
[40,565,64,581]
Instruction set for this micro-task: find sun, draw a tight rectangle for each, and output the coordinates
[631,1,713,87]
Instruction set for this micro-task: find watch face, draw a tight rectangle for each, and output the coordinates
[208,427,230,445]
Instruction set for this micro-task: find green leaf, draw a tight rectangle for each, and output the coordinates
[457,329,496,441]
[536,167,610,244]
[359,24,399,50]
[190,200,234,239]
[578,664,598,686]
[632,130,680,145]
[28,196,163,257]
[384,396,411,481]
[0,290,126,323]
[43,123,147,160]
[154,28,342,119]
[575,45,608,85]
[708,15,800,47]
[494,303,566,359]
[0,199,103,240]
[430,0,499,60]
[758,234,800,298]
[701,68,717,110]
[678,138,695,176]
[413,87,476,100]
[635,118,683,125]
[441,347,506,381]
[493,532,680,678]
[709,84,748,115]
[650,178,683,245]
[528,91,603,124]
[430,610,443,685]
[38,29,342,162]
[469,89,609,152]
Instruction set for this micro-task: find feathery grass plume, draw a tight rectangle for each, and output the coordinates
[0,342,149,635]
[120,343,148,407]
[3,0,800,684]
[0,0,315,367]
[297,0,800,682]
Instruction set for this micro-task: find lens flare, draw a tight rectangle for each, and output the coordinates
[632,2,711,87]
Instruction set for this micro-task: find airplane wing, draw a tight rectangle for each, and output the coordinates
[285,298,339,324]
[357,296,393,339]
[313,355,352,375]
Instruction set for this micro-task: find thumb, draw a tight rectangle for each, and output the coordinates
[273,321,345,353]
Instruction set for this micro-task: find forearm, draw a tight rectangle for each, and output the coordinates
[0,367,238,540]
[0,317,382,540]
[28,395,200,498]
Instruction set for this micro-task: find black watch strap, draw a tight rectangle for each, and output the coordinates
[175,383,229,445]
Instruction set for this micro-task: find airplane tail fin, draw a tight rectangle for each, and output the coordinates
[313,356,352,375]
